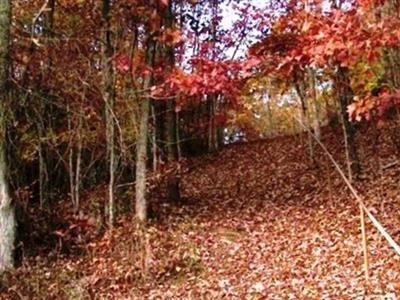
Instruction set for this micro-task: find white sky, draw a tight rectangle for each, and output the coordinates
[220,1,267,59]
[220,0,334,59]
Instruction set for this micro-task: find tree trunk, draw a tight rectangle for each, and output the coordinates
[102,0,116,227]
[135,38,156,221]
[151,104,158,172]
[36,0,55,208]
[0,0,15,273]
[309,68,321,140]
[37,118,46,208]
[67,102,76,209]
[176,110,182,159]
[73,100,84,213]
[166,99,181,202]
[267,99,274,136]
[207,95,218,152]
[335,66,360,181]
[164,1,181,203]
[294,74,314,162]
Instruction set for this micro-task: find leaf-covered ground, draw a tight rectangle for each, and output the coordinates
[2,127,400,299]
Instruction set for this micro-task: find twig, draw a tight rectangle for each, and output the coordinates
[382,160,398,170]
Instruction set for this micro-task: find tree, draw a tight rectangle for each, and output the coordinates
[335,66,360,179]
[135,26,157,222]
[102,0,117,227]
[164,0,181,203]
[0,0,15,272]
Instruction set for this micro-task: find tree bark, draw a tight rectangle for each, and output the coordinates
[102,0,117,227]
[73,99,84,213]
[164,1,181,202]
[166,99,181,202]
[135,38,156,221]
[207,0,219,152]
[0,0,15,273]
[151,104,158,172]
[67,102,76,209]
[309,68,321,140]
[266,98,274,136]
[335,66,360,181]
[294,71,314,162]
[37,118,46,208]
[207,95,217,152]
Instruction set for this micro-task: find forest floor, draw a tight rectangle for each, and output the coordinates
[2,126,400,299]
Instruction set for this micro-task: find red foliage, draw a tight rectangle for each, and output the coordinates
[348,90,400,121]
[248,0,400,121]
[150,58,259,107]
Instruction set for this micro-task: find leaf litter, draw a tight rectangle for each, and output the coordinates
[2,128,400,299]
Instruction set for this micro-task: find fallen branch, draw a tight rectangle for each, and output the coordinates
[295,117,400,282]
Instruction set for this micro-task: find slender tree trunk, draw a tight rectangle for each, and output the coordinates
[294,77,314,162]
[151,104,158,172]
[135,38,156,221]
[37,119,46,208]
[67,102,76,209]
[207,95,218,152]
[135,96,150,221]
[37,0,55,207]
[207,0,219,152]
[164,1,181,202]
[267,99,274,136]
[208,96,215,152]
[335,66,360,181]
[176,110,181,159]
[102,0,116,227]
[0,0,15,273]
[166,99,181,202]
[74,101,84,213]
[309,68,321,140]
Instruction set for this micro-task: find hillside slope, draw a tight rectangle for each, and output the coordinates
[2,128,400,299]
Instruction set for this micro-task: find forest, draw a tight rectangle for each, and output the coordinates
[0,0,400,298]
